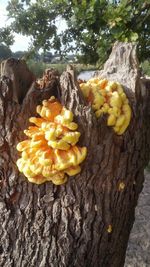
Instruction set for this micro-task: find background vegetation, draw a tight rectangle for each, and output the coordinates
[26,60,96,77]
[0,0,149,65]
[0,1,149,77]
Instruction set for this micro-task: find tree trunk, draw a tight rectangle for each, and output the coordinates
[0,43,150,267]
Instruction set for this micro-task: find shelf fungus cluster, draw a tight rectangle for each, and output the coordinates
[16,97,87,185]
[80,78,132,135]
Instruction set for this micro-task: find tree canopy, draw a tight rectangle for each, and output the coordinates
[0,44,12,59]
[0,27,14,47]
[3,0,150,64]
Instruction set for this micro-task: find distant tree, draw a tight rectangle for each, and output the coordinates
[0,44,12,59]
[13,51,26,59]
[6,0,150,65]
[0,27,14,47]
[42,51,53,63]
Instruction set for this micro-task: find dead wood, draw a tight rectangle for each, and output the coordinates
[0,42,150,267]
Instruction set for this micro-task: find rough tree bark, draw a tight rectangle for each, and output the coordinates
[0,43,150,267]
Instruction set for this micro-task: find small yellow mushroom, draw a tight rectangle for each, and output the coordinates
[30,139,47,149]
[54,111,78,130]
[61,107,74,122]
[52,174,67,185]
[95,109,104,118]
[120,92,127,102]
[107,224,113,233]
[116,84,124,94]
[29,117,45,127]
[48,140,70,150]
[106,81,118,92]
[16,158,26,172]
[99,89,107,97]
[29,158,43,175]
[110,91,122,108]
[39,155,53,167]
[115,114,125,127]
[118,182,125,191]
[117,118,130,135]
[92,93,104,110]
[45,127,57,141]
[23,165,37,178]
[80,83,91,98]
[63,122,78,130]
[42,166,55,178]
[16,140,31,152]
[88,78,99,84]
[65,165,81,176]
[32,133,45,141]
[101,103,109,113]
[98,79,108,89]
[24,126,42,138]
[107,114,116,126]
[36,105,42,114]
[62,132,81,145]
[54,149,76,171]
[54,146,87,171]
[113,107,121,117]
[27,175,47,185]
[72,146,87,165]
[117,104,132,135]
[36,97,62,122]
[113,125,120,133]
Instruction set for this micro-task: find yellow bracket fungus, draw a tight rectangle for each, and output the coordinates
[16,96,87,185]
[118,182,125,191]
[80,78,132,135]
[107,224,113,233]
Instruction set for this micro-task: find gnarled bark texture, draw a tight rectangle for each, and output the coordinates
[0,43,150,267]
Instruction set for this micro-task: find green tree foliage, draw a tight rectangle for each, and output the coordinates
[0,44,12,59]
[6,0,61,52]
[6,0,150,65]
[141,60,150,76]
[0,27,14,47]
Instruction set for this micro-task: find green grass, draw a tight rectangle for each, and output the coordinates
[146,162,150,172]
[26,60,97,78]
[141,60,150,76]
[27,59,150,80]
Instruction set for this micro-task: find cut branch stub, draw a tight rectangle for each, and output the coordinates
[1,58,35,103]
[0,42,150,267]
[60,65,98,148]
[95,42,139,93]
